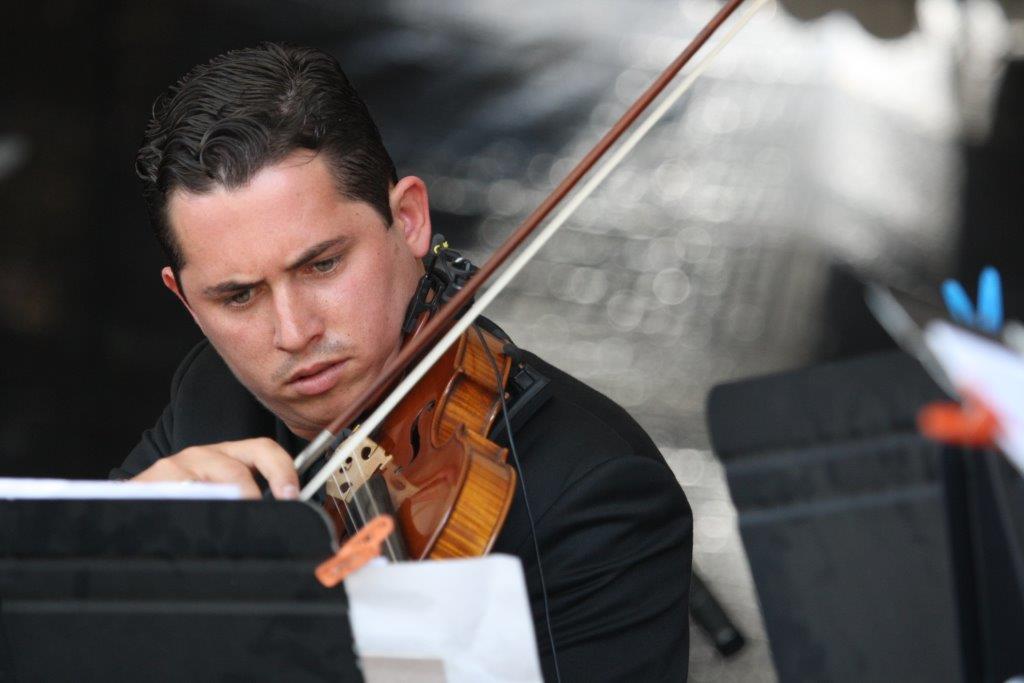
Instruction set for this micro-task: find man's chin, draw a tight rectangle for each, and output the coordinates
[255,394,346,442]
[259,373,370,441]
[279,411,333,442]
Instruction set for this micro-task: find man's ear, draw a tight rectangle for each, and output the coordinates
[389,176,432,259]
[161,267,203,330]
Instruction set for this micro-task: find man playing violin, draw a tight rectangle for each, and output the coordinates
[116,43,693,682]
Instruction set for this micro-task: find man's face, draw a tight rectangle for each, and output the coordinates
[163,151,431,440]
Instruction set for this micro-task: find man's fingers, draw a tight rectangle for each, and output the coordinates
[130,451,261,498]
[130,457,194,483]
[217,438,300,500]
[188,455,263,499]
[130,439,298,500]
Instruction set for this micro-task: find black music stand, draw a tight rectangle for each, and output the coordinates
[0,499,361,682]
[708,350,1024,682]
[707,350,960,681]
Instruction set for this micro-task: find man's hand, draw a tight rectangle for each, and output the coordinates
[131,437,299,500]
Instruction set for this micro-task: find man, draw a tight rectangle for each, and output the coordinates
[115,43,693,681]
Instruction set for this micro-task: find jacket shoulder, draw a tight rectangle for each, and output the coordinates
[495,351,687,546]
[162,339,277,451]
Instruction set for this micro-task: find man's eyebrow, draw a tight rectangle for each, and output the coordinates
[202,278,262,298]
[285,238,350,271]
[201,238,351,299]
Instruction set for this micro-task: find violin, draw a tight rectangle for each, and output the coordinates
[317,322,516,565]
[301,0,763,582]
[322,244,517,556]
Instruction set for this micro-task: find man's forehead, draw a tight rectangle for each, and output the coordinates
[165,156,385,272]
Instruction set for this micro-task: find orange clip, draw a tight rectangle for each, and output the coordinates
[315,514,395,588]
[917,394,1000,448]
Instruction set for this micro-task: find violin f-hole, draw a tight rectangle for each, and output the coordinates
[409,399,436,460]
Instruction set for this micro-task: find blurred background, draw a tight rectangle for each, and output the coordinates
[3,0,1024,680]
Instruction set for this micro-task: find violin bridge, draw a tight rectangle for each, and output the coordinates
[324,436,393,503]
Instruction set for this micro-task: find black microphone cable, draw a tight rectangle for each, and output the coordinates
[474,324,562,683]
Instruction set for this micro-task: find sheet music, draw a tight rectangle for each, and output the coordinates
[925,321,1024,474]
[0,478,243,499]
[346,554,544,683]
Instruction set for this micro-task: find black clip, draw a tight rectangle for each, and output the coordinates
[401,235,478,337]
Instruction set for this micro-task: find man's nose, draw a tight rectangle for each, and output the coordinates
[272,288,325,352]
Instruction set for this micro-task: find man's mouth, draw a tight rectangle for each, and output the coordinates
[287,359,348,397]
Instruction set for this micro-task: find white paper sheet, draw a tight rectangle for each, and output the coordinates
[345,554,544,683]
[0,477,242,500]
[924,321,1024,474]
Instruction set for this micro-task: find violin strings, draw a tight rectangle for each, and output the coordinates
[329,437,395,560]
[353,439,396,560]
[472,324,561,683]
[298,0,770,501]
[328,450,358,546]
[319,431,374,558]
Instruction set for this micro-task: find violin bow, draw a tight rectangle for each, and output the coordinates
[296,0,770,499]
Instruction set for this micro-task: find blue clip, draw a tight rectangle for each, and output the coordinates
[942,266,1003,334]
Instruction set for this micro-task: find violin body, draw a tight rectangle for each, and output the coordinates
[324,325,517,560]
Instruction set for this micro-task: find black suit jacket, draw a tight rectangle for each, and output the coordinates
[114,339,693,682]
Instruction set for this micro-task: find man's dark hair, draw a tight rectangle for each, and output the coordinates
[136,43,398,279]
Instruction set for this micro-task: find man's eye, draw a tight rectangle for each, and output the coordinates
[227,289,253,307]
[311,257,340,274]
